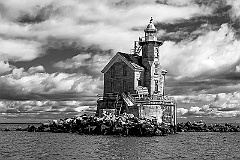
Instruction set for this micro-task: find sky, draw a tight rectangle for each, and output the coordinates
[0,0,240,123]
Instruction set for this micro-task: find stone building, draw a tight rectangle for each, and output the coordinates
[97,18,176,126]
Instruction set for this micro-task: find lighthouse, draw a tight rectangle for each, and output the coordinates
[97,18,177,126]
[139,17,166,96]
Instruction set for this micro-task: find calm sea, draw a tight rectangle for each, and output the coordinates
[0,124,240,160]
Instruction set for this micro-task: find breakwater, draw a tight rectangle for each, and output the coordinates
[2,113,175,136]
[2,114,240,135]
[177,121,240,132]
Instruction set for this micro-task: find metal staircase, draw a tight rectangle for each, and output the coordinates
[121,92,135,106]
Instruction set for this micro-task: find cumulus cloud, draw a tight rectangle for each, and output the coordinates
[0,0,212,54]
[226,0,240,19]
[235,65,240,72]
[177,92,240,118]
[0,71,101,101]
[0,61,12,75]
[53,53,111,76]
[0,38,41,61]
[0,100,92,121]
[12,67,25,78]
[28,65,45,74]
[161,24,240,78]
[175,94,216,104]
[53,53,91,70]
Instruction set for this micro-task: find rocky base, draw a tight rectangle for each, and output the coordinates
[177,121,240,132]
[2,114,176,136]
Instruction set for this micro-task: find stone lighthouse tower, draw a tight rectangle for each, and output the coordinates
[139,17,166,96]
[97,17,176,127]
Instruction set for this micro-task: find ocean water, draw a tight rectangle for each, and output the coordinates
[0,124,240,160]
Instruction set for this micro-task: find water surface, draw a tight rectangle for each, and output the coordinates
[0,124,239,160]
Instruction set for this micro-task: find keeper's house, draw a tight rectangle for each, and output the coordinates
[96,18,177,126]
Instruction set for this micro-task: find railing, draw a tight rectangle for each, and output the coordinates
[131,93,175,104]
[97,92,175,105]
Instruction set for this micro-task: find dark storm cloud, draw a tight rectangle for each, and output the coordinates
[17,5,54,24]
[52,45,113,78]
[0,89,97,102]
[156,3,233,42]
[217,107,239,112]
[1,112,79,121]
[11,38,113,77]
[6,108,19,113]
[167,72,240,95]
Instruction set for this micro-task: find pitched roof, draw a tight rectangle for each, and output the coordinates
[118,52,144,70]
[101,52,144,73]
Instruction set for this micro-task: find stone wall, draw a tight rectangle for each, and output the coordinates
[139,104,163,123]
[126,105,139,117]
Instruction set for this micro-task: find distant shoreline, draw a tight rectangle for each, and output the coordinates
[0,123,41,124]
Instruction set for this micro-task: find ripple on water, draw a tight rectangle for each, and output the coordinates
[0,131,240,160]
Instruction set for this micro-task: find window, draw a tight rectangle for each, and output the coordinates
[155,80,158,92]
[154,47,159,58]
[123,65,127,76]
[111,82,114,92]
[123,80,127,91]
[138,79,141,86]
[111,67,115,78]
[154,63,158,75]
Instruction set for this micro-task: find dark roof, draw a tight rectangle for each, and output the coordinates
[118,52,145,69]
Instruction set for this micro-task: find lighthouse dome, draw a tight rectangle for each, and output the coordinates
[146,23,156,30]
[144,17,157,32]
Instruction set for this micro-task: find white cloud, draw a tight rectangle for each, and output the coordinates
[12,67,25,78]
[0,71,102,98]
[28,65,45,74]
[236,65,240,72]
[161,24,240,77]
[212,92,240,108]
[0,99,92,121]
[53,53,111,75]
[0,38,41,61]
[53,53,91,70]
[175,94,216,104]
[0,61,12,75]
[0,0,212,55]
[227,0,240,19]
[177,92,240,118]
[177,107,188,116]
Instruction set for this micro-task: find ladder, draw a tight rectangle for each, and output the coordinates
[116,103,122,115]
